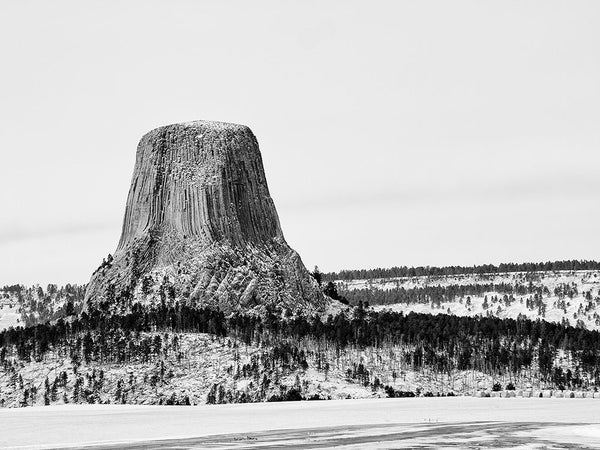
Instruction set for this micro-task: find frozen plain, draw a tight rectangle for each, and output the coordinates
[1,397,600,449]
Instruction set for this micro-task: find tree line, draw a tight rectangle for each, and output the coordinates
[326,260,600,281]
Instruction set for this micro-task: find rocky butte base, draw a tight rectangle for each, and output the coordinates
[84,120,324,313]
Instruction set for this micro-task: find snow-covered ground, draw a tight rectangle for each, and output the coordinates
[1,398,599,449]
[0,303,21,331]
[371,295,598,328]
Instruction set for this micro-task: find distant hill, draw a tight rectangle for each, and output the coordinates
[326,259,600,281]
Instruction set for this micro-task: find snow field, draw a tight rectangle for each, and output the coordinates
[1,397,600,449]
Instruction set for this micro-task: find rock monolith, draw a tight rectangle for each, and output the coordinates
[84,120,324,313]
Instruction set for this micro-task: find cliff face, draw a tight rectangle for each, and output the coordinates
[84,121,324,313]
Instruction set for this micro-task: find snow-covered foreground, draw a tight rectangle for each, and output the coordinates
[1,398,600,449]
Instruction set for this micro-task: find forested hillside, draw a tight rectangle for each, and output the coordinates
[2,302,600,407]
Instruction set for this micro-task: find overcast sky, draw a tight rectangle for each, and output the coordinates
[1,1,599,286]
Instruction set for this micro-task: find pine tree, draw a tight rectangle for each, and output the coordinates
[42,377,51,405]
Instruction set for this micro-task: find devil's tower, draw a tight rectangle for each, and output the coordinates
[84,120,324,312]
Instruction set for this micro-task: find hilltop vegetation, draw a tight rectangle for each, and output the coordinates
[326,260,600,281]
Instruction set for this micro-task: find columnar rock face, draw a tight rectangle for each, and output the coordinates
[84,121,324,313]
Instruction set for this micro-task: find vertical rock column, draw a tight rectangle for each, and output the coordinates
[84,120,324,313]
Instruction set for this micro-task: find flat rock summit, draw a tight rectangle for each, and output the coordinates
[84,120,324,313]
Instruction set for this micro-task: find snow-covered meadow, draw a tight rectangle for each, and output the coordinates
[1,398,600,449]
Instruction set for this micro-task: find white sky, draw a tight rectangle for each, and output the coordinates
[1,1,599,286]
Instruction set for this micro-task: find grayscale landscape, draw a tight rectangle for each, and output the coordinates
[1,1,599,449]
